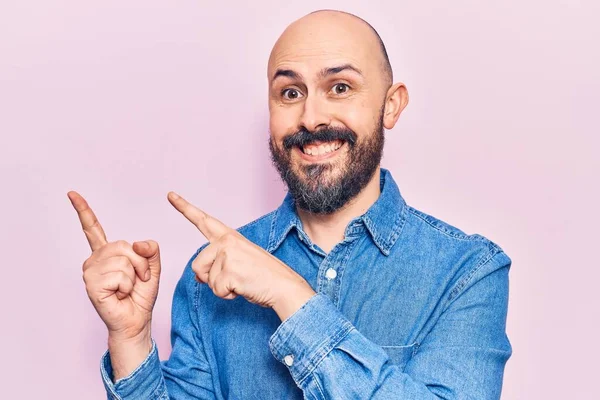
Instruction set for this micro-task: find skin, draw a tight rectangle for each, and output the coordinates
[268,10,408,251]
[70,10,409,382]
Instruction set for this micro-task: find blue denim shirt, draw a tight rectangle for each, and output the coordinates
[101,169,512,399]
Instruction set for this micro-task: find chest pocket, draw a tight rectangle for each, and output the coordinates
[381,343,418,370]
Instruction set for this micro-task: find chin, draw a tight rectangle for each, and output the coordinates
[298,161,345,184]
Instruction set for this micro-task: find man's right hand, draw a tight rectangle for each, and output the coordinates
[68,191,161,380]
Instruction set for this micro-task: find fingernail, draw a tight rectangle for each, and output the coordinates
[145,270,151,281]
[170,192,180,200]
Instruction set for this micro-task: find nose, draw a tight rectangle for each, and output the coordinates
[299,94,331,132]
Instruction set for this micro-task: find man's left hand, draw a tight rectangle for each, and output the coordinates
[168,192,316,321]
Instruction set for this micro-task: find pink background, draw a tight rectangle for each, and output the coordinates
[1,1,598,398]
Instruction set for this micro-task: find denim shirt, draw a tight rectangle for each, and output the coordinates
[101,169,512,399]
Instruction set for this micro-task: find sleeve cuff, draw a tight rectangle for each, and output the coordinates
[268,293,354,385]
[100,339,166,399]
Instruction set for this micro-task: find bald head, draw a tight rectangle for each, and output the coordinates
[308,10,393,84]
[268,10,393,87]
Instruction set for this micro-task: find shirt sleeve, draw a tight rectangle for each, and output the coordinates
[100,248,217,400]
[268,249,513,400]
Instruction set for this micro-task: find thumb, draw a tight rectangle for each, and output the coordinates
[133,240,161,279]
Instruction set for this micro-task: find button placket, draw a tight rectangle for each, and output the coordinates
[330,235,361,307]
[325,268,337,280]
[316,247,343,302]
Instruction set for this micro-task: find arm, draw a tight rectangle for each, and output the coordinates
[101,249,217,400]
[269,250,512,400]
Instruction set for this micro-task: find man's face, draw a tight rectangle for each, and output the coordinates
[267,12,390,214]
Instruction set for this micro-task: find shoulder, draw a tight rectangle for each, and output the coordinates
[405,204,506,253]
[402,204,512,298]
[405,205,490,243]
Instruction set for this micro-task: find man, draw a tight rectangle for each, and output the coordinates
[69,10,512,399]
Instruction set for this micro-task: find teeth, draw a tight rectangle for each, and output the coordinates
[302,141,342,155]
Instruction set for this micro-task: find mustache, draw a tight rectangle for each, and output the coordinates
[282,127,357,150]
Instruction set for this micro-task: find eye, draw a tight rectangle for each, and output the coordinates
[331,83,350,95]
[281,88,303,100]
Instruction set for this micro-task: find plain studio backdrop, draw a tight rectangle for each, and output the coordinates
[1,1,598,399]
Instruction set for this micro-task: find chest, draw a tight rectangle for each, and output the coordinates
[199,236,451,399]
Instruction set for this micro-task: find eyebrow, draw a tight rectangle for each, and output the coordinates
[319,64,363,79]
[271,64,363,84]
[272,69,302,83]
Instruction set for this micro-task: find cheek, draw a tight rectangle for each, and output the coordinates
[269,105,298,143]
[336,106,373,140]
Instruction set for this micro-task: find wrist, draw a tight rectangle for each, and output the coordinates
[108,327,153,382]
[272,280,316,321]
[108,324,152,347]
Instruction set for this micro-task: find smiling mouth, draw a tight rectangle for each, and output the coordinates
[299,140,344,156]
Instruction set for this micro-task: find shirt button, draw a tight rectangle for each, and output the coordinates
[283,354,294,366]
[325,268,337,280]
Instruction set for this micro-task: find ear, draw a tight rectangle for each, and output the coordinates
[382,82,409,130]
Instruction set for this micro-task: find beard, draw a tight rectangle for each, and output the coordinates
[269,111,385,215]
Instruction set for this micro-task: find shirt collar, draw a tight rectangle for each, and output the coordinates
[267,168,408,256]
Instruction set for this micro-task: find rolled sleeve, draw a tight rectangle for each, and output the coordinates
[268,293,354,386]
[100,339,167,400]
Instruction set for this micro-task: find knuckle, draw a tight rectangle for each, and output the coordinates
[191,258,200,272]
[220,232,237,247]
[196,272,208,284]
[192,254,206,270]
[192,252,201,263]
[215,287,227,298]
[108,256,128,272]
[115,240,130,251]
[208,274,220,289]
[219,252,230,267]
[118,271,132,286]
[119,256,132,268]
[90,218,101,230]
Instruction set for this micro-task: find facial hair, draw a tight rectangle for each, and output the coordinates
[269,111,385,215]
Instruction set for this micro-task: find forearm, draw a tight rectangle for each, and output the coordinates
[108,328,153,382]
[270,292,509,400]
[101,338,171,400]
[272,280,317,321]
[270,295,440,398]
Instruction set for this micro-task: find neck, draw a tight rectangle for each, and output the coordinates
[297,167,382,254]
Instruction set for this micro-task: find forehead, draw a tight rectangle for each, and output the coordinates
[268,14,382,81]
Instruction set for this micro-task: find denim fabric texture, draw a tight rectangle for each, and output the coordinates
[101,169,512,399]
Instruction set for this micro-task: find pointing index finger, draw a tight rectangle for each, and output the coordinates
[67,191,108,252]
[167,192,228,241]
